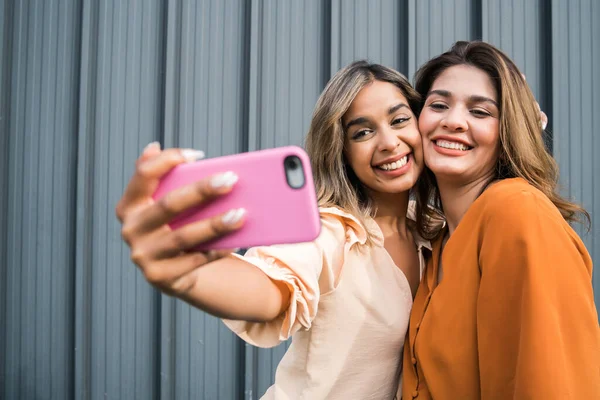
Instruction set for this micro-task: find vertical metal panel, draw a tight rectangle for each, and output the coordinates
[74,2,98,398]
[247,0,327,152]
[0,0,12,395]
[551,0,600,300]
[482,0,549,108]
[408,0,477,77]
[161,1,247,399]
[331,0,409,75]
[3,0,80,399]
[75,0,164,399]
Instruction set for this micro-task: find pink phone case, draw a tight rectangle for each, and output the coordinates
[152,146,321,251]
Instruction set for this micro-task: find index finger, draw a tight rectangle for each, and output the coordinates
[116,148,204,221]
[132,171,239,233]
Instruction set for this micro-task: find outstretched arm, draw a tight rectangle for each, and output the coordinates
[116,143,290,322]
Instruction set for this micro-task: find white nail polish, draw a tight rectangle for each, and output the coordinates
[211,171,239,188]
[222,208,246,224]
[143,141,161,152]
[181,149,205,162]
[542,120,547,130]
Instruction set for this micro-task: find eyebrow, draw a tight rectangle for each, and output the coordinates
[344,103,410,131]
[427,89,499,108]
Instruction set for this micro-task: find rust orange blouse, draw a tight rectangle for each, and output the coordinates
[402,178,600,399]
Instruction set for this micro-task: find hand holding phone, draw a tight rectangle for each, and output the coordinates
[116,144,245,299]
[152,146,321,251]
[117,144,297,317]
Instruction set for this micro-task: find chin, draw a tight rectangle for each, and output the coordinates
[426,164,465,180]
[381,176,418,194]
[395,182,417,193]
[395,174,420,192]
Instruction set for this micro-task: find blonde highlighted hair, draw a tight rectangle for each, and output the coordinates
[305,61,420,239]
[413,41,590,240]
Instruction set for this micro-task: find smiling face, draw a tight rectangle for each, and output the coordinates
[418,64,500,186]
[342,80,423,196]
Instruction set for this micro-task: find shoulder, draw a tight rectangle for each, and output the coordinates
[481,178,548,208]
[476,180,593,280]
[474,179,590,262]
[318,206,371,246]
[478,178,562,228]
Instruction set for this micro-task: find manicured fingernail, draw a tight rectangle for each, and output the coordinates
[211,171,238,188]
[181,149,205,162]
[143,141,161,153]
[542,120,547,130]
[222,208,246,224]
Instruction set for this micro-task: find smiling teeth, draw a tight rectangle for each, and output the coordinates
[436,140,470,151]
[379,156,408,171]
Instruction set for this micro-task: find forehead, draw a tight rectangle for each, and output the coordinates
[430,64,497,100]
[343,80,409,120]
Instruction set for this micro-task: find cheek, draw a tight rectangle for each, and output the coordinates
[475,122,500,148]
[405,126,423,150]
[418,111,437,137]
[344,142,370,169]
[411,146,425,170]
[410,130,423,157]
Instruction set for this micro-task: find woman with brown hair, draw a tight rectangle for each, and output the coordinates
[116,61,429,399]
[404,40,600,399]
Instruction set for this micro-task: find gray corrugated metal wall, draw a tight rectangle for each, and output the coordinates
[1,0,598,399]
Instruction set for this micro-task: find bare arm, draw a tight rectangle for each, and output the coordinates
[175,255,291,322]
[116,143,290,323]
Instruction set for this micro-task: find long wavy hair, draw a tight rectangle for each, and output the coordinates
[413,41,590,240]
[305,61,421,242]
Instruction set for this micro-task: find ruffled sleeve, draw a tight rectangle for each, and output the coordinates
[222,207,368,348]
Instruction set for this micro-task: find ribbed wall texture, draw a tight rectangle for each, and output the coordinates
[1,0,598,399]
[3,1,81,399]
[551,0,600,252]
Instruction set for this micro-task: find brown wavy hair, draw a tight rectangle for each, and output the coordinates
[305,61,421,242]
[413,41,590,240]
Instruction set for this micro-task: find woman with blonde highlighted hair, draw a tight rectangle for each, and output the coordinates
[116,61,430,399]
[404,41,599,399]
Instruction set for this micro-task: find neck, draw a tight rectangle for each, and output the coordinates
[370,191,410,238]
[437,174,494,235]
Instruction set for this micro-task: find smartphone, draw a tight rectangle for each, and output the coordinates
[152,146,321,251]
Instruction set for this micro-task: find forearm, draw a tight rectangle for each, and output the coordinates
[177,254,291,322]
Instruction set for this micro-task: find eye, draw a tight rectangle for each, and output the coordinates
[428,102,448,111]
[470,108,492,118]
[351,129,372,140]
[392,116,411,125]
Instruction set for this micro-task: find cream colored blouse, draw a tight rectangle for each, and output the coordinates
[223,205,430,399]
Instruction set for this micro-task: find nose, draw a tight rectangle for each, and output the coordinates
[376,126,402,152]
[441,107,468,132]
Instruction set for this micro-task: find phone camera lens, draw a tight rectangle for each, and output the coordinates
[284,155,305,189]
[285,157,299,170]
